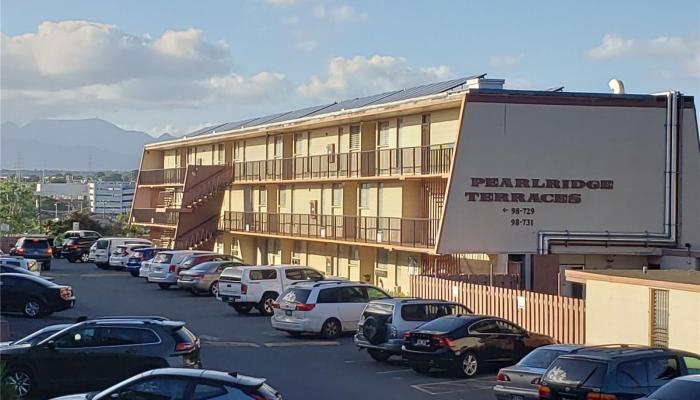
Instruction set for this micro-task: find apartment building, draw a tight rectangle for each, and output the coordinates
[131,76,700,295]
[89,181,135,215]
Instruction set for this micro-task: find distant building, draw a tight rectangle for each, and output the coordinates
[89,182,135,215]
[35,183,88,199]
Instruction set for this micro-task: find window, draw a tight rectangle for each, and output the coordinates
[339,286,366,303]
[259,187,267,206]
[349,246,359,264]
[417,316,467,333]
[349,125,361,151]
[112,377,189,400]
[543,359,606,387]
[96,239,109,249]
[273,239,281,255]
[396,118,404,147]
[683,356,700,375]
[278,186,288,209]
[22,239,49,249]
[192,384,228,400]
[650,289,669,348]
[285,269,304,280]
[273,136,283,158]
[281,288,311,304]
[55,327,100,348]
[216,143,225,165]
[469,320,500,334]
[187,147,195,165]
[99,327,160,346]
[304,269,323,280]
[617,360,648,388]
[495,320,523,334]
[646,357,680,386]
[332,184,342,207]
[401,304,469,322]
[378,121,390,147]
[294,133,306,155]
[233,141,242,161]
[376,249,388,277]
[317,288,340,303]
[359,184,370,208]
[517,348,568,369]
[365,287,390,301]
[249,269,277,280]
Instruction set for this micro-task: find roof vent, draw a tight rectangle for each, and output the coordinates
[466,77,505,90]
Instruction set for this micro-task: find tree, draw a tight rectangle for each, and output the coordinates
[0,180,38,234]
[43,211,107,238]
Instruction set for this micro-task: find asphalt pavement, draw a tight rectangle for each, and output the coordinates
[3,259,498,400]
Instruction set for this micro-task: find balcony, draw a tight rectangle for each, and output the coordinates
[138,168,186,186]
[220,211,438,249]
[232,145,453,183]
[131,208,179,226]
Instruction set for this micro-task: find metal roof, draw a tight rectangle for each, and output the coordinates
[187,75,481,138]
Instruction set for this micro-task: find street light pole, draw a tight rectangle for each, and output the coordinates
[54,203,58,220]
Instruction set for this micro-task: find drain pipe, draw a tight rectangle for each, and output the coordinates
[538,91,680,253]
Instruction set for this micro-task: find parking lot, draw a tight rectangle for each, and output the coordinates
[4,258,498,400]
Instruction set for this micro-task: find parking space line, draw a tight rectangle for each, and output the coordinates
[263,341,339,348]
[375,368,413,374]
[410,378,496,395]
[79,273,126,277]
[202,340,260,348]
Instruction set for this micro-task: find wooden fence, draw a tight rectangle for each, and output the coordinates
[411,275,585,344]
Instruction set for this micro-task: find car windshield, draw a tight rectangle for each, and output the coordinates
[543,358,606,387]
[191,262,217,272]
[64,232,81,238]
[152,253,174,264]
[281,288,311,304]
[22,239,49,249]
[114,246,127,254]
[416,316,467,333]
[96,240,109,249]
[517,348,569,368]
[14,327,66,345]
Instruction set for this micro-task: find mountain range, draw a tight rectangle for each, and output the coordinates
[1,119,176,170]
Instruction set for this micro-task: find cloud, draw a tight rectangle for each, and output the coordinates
[490,54,524,68]
[586,33,698,60]
[266,0,302,6]
[0,20,287,123]
[297,55,454,99]
[296,39,318,52]
[314,4,367,22]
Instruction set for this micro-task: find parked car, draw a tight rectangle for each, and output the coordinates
[148,251,227,290]
[177,260,247,296]
[402,315,555,378]
[179,253,237,271]
[354,298,472,362]
[0,273,75,318]
[0,264,53,280]
[636,374,700,400]
[126,247,167,277]
[108,244,151,269]
[50,368,283,400]
[94,237,152,268]
[87,242,97,262]
[0,324,72,347]
[61,230,102,263]
[219,265,325,315]
[9,236,53,270]
[0,316,201,398]
[493,344,585,400]
[538,345,700,400]
[271,280,391,338]
[0,256,41,275]
[52,234,63,259]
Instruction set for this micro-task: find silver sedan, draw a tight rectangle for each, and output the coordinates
[176,261,246,296]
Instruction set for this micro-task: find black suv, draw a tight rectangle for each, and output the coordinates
[0,316,201,398]
[60,230,101,263]
[538,345,700,400]
[9,236,53,270]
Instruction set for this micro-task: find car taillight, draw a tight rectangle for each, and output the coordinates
[496,371,510,382]
[191,274,205,279]
[530,377,540,385]
[403,332,412,340]
[122,250,129,256]
[436,335,453,347]
[16,247,24,255]
[538,385,551,398]
[295,303,315,311]
[271,302,280,309]
[69,244,77,250]
[241,284,248,294]
[168,264,177,273]
[60,287,72,300]
[175,342,194,352]
[586,394,617,400]
[47,248,53,255]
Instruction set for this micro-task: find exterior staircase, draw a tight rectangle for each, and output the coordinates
[174,215,219,250]
[160,228,175,249]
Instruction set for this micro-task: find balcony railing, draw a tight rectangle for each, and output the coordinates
[220,211,438,248]
[131,208,179,226]
[232,145,453,182]
[139,168,186,185]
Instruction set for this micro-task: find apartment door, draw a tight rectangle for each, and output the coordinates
[348,125,361,177]
[360,122,376,177]
[420,114,431,173]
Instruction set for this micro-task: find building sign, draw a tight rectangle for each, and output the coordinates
[437,101,667,254]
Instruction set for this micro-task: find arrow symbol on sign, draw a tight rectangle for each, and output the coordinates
[502,208,508,213]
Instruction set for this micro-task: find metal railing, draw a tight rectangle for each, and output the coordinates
[175,214,220,249]
[181,167,233,208]
[139,168,186,185]
[232,145,453,182]
[220,211,438,248]
[131,208,179,226]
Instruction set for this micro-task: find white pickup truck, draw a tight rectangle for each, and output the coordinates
[218,265,324,315]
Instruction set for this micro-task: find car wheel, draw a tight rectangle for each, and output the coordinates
[4,368,34,398]
[232,303,253,314]
[209,281,219,297]
[453,351,479,378]
[409,361,431,374]
[23,299,43,318]
[367,349,391,362]
[129,270,139,277]
[157,283,171,290]
[320,318,342,339]
[80,252,90,263]
[257,293,277,316]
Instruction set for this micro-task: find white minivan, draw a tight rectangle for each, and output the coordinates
[218,265,325,315]
[94,237,152,268]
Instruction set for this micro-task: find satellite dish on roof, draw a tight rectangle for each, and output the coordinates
[608,79,625,94]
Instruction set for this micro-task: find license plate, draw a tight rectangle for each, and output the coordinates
[285,310,292,316]
[416,339,429,346]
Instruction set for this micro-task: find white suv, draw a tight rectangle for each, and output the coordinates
[218,265,325,316]
[271,281,391,339]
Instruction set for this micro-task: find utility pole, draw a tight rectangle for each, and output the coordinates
[54,203,58,221]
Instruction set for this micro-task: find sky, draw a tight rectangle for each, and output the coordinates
[1,0,698,137]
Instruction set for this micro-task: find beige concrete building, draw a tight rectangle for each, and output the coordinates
[566,269,700,354]
[131,77,700,295]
